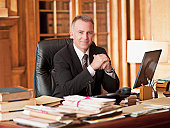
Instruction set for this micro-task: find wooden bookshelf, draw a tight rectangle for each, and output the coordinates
[37,0,111,52]
[38,0,72,40]
[79,0,111,53]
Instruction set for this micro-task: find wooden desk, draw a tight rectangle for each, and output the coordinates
[80,111,170,128]
[0,110,170,128]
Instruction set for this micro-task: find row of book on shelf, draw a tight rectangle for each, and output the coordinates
[41,13,108,34]
[0,86,170,128]
[41,13,70,34]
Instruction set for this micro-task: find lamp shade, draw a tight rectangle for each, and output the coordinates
[127,40,168,63]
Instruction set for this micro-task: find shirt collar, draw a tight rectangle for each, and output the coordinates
[73,43,89,62]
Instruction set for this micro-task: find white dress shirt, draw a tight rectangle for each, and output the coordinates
[73,43,95,77]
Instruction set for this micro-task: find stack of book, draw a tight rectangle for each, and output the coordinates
[13,95,125,127]
[0,86,36,121]
[58,95,121,117]
[13,95,123,127]
[13,105,77,128]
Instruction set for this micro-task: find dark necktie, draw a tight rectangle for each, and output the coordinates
[82,54,88,70]
[82,54,92,96]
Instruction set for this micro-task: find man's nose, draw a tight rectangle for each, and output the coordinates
[82,33,88,39]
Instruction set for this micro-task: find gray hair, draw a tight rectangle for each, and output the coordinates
[71,15,94,32]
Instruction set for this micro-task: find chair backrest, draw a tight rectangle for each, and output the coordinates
[34,38,72,97]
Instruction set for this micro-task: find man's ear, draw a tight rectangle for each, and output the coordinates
[70,32,73,38]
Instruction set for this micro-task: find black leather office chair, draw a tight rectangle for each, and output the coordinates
[34,38,72,98]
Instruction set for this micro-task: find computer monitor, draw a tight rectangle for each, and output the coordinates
[133,49,162,89]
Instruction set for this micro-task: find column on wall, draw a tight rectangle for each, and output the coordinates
[111,0,128,88]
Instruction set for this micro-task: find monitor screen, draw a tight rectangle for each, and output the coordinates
[133,49,162,89]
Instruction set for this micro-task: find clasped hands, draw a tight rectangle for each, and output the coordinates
[90,54,112,72]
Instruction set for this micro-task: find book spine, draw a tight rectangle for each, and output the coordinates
[23,110,61,121]
[47,13,54,34]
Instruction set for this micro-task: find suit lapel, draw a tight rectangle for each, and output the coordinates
[68,42,83,73]
[89,43,96,64]
[89,43,96,91]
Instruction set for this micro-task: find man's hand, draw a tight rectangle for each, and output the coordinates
[90,54,112,72]
[101,60,113,73]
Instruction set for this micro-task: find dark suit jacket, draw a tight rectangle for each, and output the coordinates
[53,41,119,97]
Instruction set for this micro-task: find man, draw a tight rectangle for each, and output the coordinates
[53,15,119,97]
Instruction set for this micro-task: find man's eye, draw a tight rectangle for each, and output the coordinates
[79,31,83,34]
[88,32,93,35]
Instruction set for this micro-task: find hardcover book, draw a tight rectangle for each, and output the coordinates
[0,98,36,112]
[0,110,23,121]
[0,86,33,102]
[35,95,63,107]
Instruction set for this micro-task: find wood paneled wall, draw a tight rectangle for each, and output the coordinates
[0,0,22,88]
[111,0,129,88]
[0,0,37,93]
[150,0,170,79]
[110,0,170,88]
[127,0,170,88]
[0,0,169,93]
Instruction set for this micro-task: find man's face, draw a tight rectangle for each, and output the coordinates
[71,20,94,53]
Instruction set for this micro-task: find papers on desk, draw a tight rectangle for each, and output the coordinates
[124,104,168,117]
[81,109,125,123]
[13,95,123,127]
[83,114,125,124]
[122,97,170,117]
[140,97,170,107]
[12,95,170,128]
[13,114,69,128]
[58,95,120,116]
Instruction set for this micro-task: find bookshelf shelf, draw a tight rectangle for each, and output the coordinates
[39,0,53,1]
[82,10,107,13]
[56,33,70,36]
[40,33,70,36]
[40,10,53,12]
[56,10,70,13]
[96,32,109,35]
[40,34,55,36]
